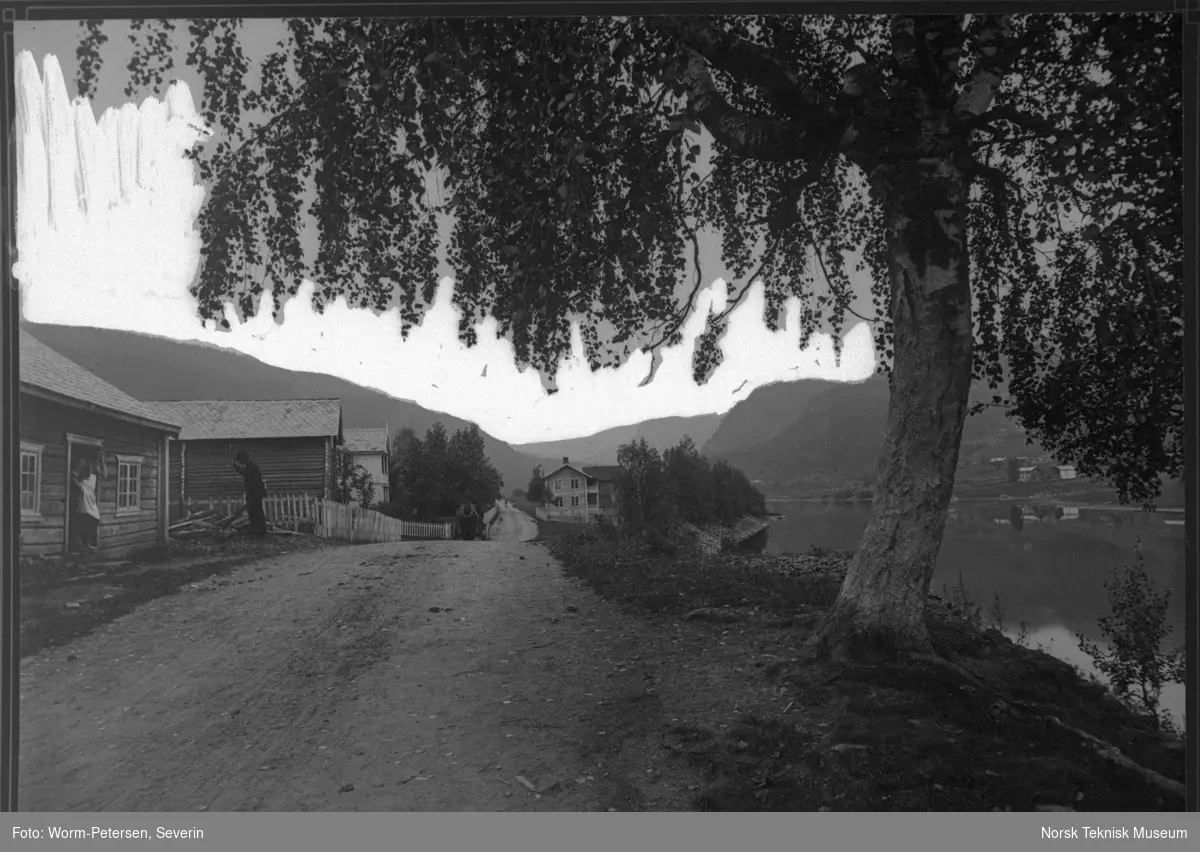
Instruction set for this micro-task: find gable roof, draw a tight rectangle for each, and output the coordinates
[542,463,590,481]
[19,329,181,432]
[153,399,342,442]
[542,463,623,482]
[344,428,389,454]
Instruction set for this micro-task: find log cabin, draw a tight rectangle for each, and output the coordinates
[155,399,343,512]
[19,330,183,560]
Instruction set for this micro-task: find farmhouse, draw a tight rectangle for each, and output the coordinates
[540,457,621,523]
[19,330,182,559]
[1017,465,1051,483]
[343,427,391,504]
[156,399,343,511]
[1054,464,1078,480]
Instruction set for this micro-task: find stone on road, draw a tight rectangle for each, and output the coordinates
[19,537,699,811]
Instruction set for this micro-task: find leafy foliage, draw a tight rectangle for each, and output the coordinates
[1076,542,1186,732]
[335,453,375,507]
[389,421,502,519]
[525,471,546,504]
[617,436,764,530]
[76,13,1181,513]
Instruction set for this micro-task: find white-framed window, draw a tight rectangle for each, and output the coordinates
[556,479,564,491]
[556,497,564,507]
[570,478,579,489]
[116,455,143,514]
[20,442,43,515]
[571,496,580,507]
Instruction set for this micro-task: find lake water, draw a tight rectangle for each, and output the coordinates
[763,499,1188,728]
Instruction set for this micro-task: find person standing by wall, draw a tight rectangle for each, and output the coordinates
[233,449,269,536]
[71,452,107,554]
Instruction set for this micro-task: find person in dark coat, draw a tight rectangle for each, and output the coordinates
[457,500,479,540]
[234,449,268,536]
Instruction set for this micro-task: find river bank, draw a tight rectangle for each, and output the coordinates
[762,477,1186,511]
[540,528,1186,812]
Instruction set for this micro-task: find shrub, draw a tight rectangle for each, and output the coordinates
[1077,541,1186,732]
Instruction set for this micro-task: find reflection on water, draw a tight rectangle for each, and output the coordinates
[763,500,1187,727]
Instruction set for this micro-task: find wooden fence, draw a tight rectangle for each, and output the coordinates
[314,499,452,542]
[188,493,452,542]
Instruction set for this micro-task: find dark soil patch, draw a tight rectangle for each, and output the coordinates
[532,519,589,542]
[20,532,336,659]
[547,531,1186,813]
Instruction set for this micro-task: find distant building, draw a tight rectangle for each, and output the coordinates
[1054,464,1077,480]
[1017,465,1047,483]
[540,456,621,523]
[343,427,391,504]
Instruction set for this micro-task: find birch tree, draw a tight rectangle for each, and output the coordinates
[78,12,1183,659]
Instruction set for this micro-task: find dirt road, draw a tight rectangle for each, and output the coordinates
[487,503,538,543]
[18,537,713,812]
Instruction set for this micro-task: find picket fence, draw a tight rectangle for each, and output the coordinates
[191,493,452,542]
[315,499,453,542]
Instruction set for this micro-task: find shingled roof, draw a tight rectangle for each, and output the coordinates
[19,329,182,432]
[582,465,622,482]
[153,399,342,442]
[343,428,389,454]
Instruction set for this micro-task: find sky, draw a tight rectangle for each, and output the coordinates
[13,18,878,446]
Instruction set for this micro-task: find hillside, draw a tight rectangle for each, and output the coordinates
[513,413,724,466]
[708,374,1045,494]
[700,378,845,459]
[20,322,539,492]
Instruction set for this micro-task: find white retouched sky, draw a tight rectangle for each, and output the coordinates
[13,21,877,445]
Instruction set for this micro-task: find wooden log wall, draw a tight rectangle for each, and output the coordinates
[20,393,170,559]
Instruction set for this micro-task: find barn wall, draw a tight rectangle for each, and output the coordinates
[168,438,185,519]
[180,436,330,502]
[20,393,170,559]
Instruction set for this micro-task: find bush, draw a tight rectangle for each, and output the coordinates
[1076,541,1186,732]
[374,501,412,520]
[617,436,765,531]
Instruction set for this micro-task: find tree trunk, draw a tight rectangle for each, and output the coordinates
[814,15,975,661]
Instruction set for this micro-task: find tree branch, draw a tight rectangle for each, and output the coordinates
[954,14,1013,119]
[971,105,1073,148]
[969,160,1020,234]
[674,50,813,163]
[648,15,845,131]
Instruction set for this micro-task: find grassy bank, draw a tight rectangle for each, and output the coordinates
[545,531,1186,812]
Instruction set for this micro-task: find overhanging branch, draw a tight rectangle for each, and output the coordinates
[954,14,1013,120]
[647,15,845,131]
[677,50,813,163]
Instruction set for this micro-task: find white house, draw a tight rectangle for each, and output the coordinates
[343,426,390,504]
[539,456,621,523]
[1054,464,1077,480]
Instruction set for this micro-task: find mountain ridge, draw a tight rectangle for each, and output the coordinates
[513,413,725,466]
[703,373,1046,494]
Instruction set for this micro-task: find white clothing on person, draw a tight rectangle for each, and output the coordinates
[77,473,100,519]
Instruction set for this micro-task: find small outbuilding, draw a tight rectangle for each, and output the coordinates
[155,399,343,511]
